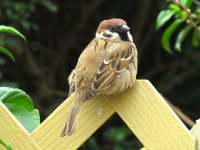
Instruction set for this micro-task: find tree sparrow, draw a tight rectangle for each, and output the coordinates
[61,18,138,137]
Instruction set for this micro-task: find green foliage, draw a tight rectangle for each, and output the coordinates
[81,126,142,150]
[180,0,193,8]
[0,46,15,62]
[0,25,26,41]
[0,139,13,150]
[157,0,200,53]
[156,10,175,29]
[104,126,142,150]
[0,25,40,133]
[1,0,58,31]
[0,25,26,61]
[0,87,40,133]
[104,126,132,143]
[175,25,193,51]
[192,30,200,46]
[0,81,18,88]
[40,0,58,12]
[161,19,185,53]
[81,137,101,150]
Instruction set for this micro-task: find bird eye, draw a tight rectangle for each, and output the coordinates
[110,27,115,31]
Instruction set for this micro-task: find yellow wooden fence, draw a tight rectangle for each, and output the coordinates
[0,80,199,150]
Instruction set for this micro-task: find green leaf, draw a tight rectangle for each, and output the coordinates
[6,104,40,133]
[0,25,26,41]
[175,25,193,51]
[192,30,200,46]
[169,4,181,11]
[0,46,15,62]
[104,126,131,143]
[161,19,184,53]
[180,0,193,8]
[21,20,31,31]
[195,8,200,18]
[156,10,175,30]
[169,4,187,19]
[0,87,40,133]
[41,0,58,13]
[179,11,188,19]
[0,139,13,150]
[14,2,27,13]
[0,87,34,111]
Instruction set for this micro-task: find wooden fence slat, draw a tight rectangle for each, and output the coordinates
[31,94,115,150]
[0,80,194,150]
[0,102,41,150]
[107,80,196,150]
[190,119,200,150]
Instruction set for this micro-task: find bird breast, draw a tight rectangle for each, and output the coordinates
[75,38,112,91]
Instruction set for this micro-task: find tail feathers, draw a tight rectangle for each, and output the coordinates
[61,98,83,137]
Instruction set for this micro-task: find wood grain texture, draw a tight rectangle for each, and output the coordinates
[190,119,200,150]
[31,94,115,150]
[1,80,195,150]
[107,80,196,150]
[0,102,41,150]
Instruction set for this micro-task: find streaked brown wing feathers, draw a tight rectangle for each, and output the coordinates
[68,69,76,97]
[90,42,135,96]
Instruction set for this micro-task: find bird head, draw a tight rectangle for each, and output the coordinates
[96,18,133,42]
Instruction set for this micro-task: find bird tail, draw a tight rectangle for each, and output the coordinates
[61,95,83,137]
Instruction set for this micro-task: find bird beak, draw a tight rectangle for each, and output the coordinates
[119,25,130,33]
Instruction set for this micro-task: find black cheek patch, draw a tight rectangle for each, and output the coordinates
[119,32,130,41]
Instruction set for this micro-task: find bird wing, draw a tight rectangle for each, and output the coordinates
[85,42,137,98]
[68,69,76,97]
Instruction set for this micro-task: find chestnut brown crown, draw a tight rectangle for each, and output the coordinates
[96,18,127,34]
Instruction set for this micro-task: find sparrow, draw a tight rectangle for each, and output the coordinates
[61,18,138,137]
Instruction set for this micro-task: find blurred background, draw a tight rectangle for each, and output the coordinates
[0,0,200,149]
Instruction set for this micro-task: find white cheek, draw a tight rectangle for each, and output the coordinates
[127,31,133,42]
[111,32,120,41]
[96,30,120,41]
[95,33,101,38]
[104,30,120,41]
